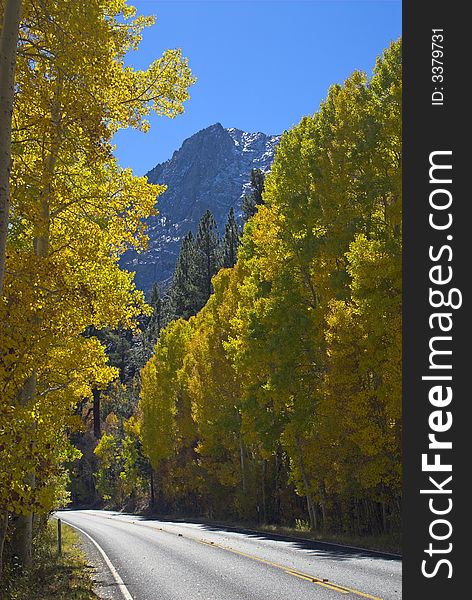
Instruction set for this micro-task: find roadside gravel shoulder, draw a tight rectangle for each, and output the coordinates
[75,527,126,600]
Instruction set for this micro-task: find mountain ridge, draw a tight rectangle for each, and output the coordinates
[122,123,280,292]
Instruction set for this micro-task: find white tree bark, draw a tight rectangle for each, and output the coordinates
[0,8,23,572]
[0,0,22,296]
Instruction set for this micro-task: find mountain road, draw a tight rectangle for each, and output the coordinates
[55,509,401,600]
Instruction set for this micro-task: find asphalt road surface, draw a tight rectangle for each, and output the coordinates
[55,509,401,600]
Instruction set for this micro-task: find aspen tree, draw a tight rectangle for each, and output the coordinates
[0,0,22,295]
[0,0,194,571]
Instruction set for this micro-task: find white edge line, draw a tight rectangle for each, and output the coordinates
[55,517,134,600]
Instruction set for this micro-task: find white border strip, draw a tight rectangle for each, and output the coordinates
[58,518,134,600]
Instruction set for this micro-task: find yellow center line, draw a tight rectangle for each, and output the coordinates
[198,539,383,600]
[102,517,383,600]
[287,571,349,593]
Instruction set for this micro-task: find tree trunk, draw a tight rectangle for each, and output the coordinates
[149,468,155,509]
[237,411,246,494]
[381,501,388,533]
[239,435,246,493]
[274,445,282,523]
[0,0,22,295]
[261,459,267,524]
[92,388,101,439]
[296,438,317,530]
[12,73,63,571]
[11,512,32,571]
[319,481,328,531]
[0,510,8,582]
[12,372,35,571]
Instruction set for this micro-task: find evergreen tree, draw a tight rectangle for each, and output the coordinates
[106,328,133,383]
[128,283,163,374]
[146,282,163,347]
[105,39,403,538]
[193,210,221,309]
[242,168,266,222]
[167,231,199,320]
[222,207,240,268]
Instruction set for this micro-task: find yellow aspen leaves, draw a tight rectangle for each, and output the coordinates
[137,40,401,530]
[0,0,194,516]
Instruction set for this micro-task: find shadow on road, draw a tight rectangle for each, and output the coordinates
[124,512,402,563]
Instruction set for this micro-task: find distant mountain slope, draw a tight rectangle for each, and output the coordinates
[121,123,280,292]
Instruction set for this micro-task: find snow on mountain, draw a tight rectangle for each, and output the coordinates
[121,123,280,293]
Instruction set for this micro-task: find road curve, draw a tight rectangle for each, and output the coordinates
[55,509,401,600]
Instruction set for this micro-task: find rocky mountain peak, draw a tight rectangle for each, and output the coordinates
[122,123,280,292]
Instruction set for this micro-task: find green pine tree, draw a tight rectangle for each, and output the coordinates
[222,207,240,268]
[129,282,164,371]
[193,210,221,309]
[147,282,162,346]
[242,168,266,222]
[167,231,199,320]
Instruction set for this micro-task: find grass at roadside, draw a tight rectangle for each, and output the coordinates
[1,520,99,600]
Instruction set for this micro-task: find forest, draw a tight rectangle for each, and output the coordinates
[0,0,401,586]
[78,38,402,540]
[136,40,402,535]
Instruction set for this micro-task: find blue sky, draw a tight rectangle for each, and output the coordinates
[114,0,401,175]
